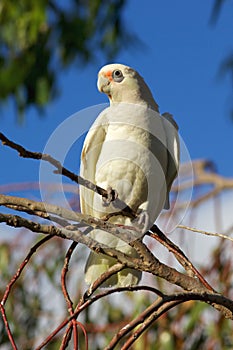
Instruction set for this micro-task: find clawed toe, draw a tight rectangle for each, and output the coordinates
[133,211,151,234]
[102,186,118,207]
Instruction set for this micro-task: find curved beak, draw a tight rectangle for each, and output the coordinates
[97,75,111,93]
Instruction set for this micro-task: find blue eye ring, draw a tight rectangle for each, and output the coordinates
[112,69,124,82]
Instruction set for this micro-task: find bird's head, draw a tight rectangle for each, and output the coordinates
[97,63,159,111]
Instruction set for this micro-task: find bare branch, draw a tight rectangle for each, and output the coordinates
[178,224,233,243]
[0,194,215,295]
[0,213,206,291]
[0,212,140,271]
[172,159,233,208]
[0,194,140,242]
[2,210,233,321]
[0,132,136,218]
[0,303,18,350]
[83,263,126,298]
[60,242,78,349]
[107,289,233,349]
[149,224,214,291]
[0,235,54,350]
[1,235,54,305]
[105,297,165,349]
[121,301,181,350]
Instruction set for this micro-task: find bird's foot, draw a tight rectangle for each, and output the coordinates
[133,210,151,234]
[102,186,118,207]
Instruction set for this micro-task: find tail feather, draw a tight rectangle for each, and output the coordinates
[85,251,141,287]
[84,223,142,287]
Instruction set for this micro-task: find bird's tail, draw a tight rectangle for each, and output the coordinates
[84,215,142,287]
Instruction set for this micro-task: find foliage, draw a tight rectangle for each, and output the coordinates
[0,0,130,116]
[0,0,232,118]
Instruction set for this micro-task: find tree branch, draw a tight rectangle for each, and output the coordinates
[178,224,233,243]
[60,241,79,350]
[0,132,136,218]
[148,224,214,291]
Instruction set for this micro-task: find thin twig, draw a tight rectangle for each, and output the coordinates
[1,235,54,305]
[35,286,233,350]
[178,224,233,243]
[0,235,53,350]
[149,224,214,291]
[60,242,79,350]
[83,263,126,299]
[113,290,233,349]
[120,300,181,350]
[0,303,18,350]
[36,285,166,350]
[60,323,73,350]
[105,297,164,349]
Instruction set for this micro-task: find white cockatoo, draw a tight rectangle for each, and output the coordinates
[80,63,179,287]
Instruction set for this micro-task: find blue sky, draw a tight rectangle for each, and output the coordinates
[1,0,233,191]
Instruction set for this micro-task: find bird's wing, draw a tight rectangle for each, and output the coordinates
[80,107,142,287]
[80,113,107,216]
[162,113,180,209]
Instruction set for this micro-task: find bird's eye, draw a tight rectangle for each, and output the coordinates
[112,69,124,82]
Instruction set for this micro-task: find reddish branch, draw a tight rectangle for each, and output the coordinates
[59,242,89,350]
[60,242,79,350]
[0,303,18,350]
[149,224,214,291]
[0,235,54,350]
[35,264,127,350]
[36,288,233,350]
[106,290,233,350]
